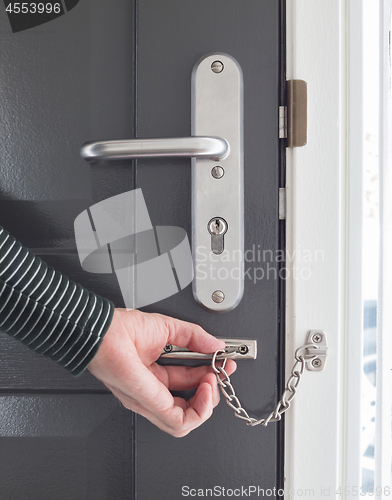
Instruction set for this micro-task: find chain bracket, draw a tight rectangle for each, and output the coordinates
[212,330,328,427]
[305,330,328,371]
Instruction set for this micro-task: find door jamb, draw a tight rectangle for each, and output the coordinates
[284,0,358,497]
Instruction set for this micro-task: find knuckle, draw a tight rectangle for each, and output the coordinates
[166,417,191,438]
[130,309,147,326]
[172,428,190,438]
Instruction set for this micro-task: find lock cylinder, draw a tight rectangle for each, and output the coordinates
[208,217,228,255]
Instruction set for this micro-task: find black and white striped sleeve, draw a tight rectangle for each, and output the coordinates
[0,225,115,377]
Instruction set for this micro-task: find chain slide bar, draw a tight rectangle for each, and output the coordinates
[161,338,257,360]
[212,330,328,427]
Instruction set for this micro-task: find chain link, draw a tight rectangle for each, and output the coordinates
[212,341,321,427]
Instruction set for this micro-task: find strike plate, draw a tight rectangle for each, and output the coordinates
[305,330,328,371]
[191,53,244,313]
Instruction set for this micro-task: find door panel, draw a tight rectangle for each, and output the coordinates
[0,395,134,500]
[0,0,284,498]
[0,0,135,393]
[137,1,281,498]
[0,1,137,495]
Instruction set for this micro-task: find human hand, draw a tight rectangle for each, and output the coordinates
[88,308,236,437]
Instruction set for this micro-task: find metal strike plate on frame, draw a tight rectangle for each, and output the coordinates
[160,338,256,361]
[305,330,328,371]
[80,53,244,314]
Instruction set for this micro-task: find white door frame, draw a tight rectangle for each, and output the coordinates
[284,0,363,497]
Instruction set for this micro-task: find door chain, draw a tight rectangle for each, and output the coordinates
[212,335,327,427]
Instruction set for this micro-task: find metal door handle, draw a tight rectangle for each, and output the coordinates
[80,53,244,313]
[81,136,229,161]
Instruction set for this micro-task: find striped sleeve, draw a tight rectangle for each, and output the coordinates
[0,226,114,377]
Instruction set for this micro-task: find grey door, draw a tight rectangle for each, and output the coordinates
[0,1,285,499]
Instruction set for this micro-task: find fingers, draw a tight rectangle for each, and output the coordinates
[149,359,237,391]
[165,361,237,436]
[149,367,234,437]
[217,359,237,379]
[150,363,212,390]
[172,372,219,436]
[209,372,221,408]
[92,308,239,437]
[111,374,215,438]
[217,359,237,377]
[108,378,217,438]
[171,373,220,411]
[110,360,237,437]
[156,313,226,355]
[190,380,214,420]
[163,381,214,437]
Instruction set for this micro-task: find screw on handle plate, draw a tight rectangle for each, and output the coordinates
[212,331,328,427]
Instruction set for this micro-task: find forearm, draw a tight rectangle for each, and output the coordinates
[0,225,114,376]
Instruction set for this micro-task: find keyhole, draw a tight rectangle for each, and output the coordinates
[208,217,228,255]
